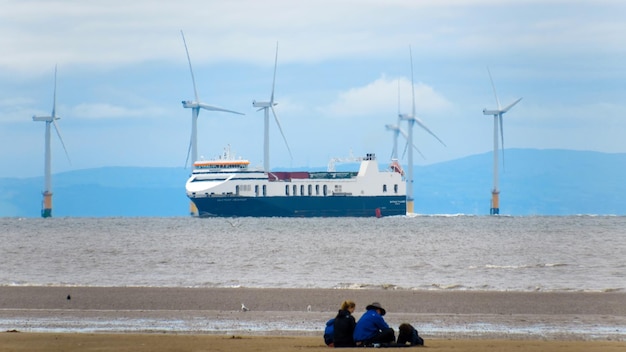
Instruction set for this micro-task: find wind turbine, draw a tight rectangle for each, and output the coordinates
[180,30,244,168]
[32,65,71,218]
[399,46,446,215]
[482,68,522,215]
[180,30,244,217]
[387,79,426,162]
[252,42,292,173]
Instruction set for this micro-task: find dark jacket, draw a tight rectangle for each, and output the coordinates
[333,309,356,347]
[397,323,424,346]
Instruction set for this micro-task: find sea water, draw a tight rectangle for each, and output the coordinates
[1,215,624,292]
[1,215,625,337]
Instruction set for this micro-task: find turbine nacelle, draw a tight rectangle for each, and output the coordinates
[483,98,522,116]
[385,124,399,132]
[398,113,413,122]
[483,109,501,116]
[252,100,275,109]
[182,100,198,108]
[32,115,59,122]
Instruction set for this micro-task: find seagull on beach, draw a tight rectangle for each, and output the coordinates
[241,303,249,312]
[307,305,311,312]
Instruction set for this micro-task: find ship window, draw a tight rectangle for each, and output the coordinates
[308,184,312,195]
[293,185,297,196]
[300,185,305,196]
[263,185,267,196]
[315,185,320,195]
[285,185,290,196]
[255,185,259,196]
[236,185,240,195]
[383,184,387,193]
[323,185,328,196]
[394,184,398,193]
[334,185,342,193]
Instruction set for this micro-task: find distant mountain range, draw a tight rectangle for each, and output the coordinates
[1,149,624,217]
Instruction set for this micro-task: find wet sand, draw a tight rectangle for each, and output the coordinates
[1,286,625,351]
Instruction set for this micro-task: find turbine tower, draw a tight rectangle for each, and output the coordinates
[32,65,70,218]
[482,68,522,215]
[180,30,244,216]
[252,42,292,173]
[180,30,244,167]
[399,46,446,215]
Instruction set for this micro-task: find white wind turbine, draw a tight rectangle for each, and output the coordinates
[387,79,425,162]
[252,42,292,173]
[180,30,244,168]
[32,65,71,218]
[399,46,446,215]
[482,68,522,215]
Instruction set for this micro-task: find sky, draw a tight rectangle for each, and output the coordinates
[1,0,625,178]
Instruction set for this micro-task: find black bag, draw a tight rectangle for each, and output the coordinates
[397,323,424,346]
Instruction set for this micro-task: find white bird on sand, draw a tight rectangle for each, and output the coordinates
[241,303,249,312]
[307,305,311,312]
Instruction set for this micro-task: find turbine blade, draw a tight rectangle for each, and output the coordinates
[181,30,199,102]
[401,140,408,160]
[52,65,57,117]
[270,41,278,103]
[271,105,292,160]
[413,117,447,147]
[184,136,192,168]
[52,119,71,165]
[197,103,244,115]
[502,97,522,113]
[398,129,425,159]
[487,67,501,110]
[412,142,426,159]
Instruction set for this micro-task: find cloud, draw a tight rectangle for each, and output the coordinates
[321,75,452,118]
[2,0,624,74]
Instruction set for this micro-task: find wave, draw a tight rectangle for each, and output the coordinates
[469,263,568,270]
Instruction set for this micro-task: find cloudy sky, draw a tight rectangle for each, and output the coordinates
[1,0,624,178]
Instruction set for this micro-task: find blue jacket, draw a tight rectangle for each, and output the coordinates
[353,309,390,342]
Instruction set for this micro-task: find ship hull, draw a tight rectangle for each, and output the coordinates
[191,195,406,217]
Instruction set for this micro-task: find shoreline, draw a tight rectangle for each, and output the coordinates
[1,286,624,341]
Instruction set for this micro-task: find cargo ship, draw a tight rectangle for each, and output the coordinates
[185,146,406,217]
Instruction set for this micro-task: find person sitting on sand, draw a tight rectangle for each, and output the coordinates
[333,300,357,347]
[353,302,395,346]
[397,323,424,346]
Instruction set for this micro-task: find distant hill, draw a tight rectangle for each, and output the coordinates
[0,167,191,217]
[1,149,624,217]
[412,148,626,215]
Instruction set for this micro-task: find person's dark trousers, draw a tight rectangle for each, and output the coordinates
[363,327,395,345]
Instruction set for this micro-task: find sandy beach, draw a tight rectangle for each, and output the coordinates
[1,287,625,351]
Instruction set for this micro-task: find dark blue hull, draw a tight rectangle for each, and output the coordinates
[191,195,406,217]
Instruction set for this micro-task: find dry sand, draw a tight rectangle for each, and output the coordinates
[1,286,625,351]
[1,333,626,352]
